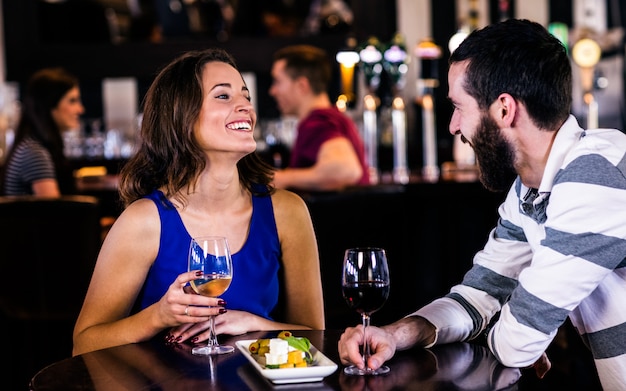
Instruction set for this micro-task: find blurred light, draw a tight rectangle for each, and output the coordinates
[448,30,468,54]
[383,45,407,63]
[359,45,383,63]
[416,39,442,59]
[572,38,601,68]
[335,50,360,66]
[364,94,377,111]
[392,96,405,111]
[336,95,348,112]
[336,49,359,103]
[548,22,569,52]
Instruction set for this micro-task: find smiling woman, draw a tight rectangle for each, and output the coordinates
[72,47,325,357]
[0,67,85,197]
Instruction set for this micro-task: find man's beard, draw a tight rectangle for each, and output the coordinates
[470,113,518,192]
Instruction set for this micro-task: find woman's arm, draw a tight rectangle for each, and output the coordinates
[272,189,325,329]
[72,199,223,355]
[32,178,61,197]
[72,199,163,354]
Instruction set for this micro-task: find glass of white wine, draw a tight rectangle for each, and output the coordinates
[187,236,234,355]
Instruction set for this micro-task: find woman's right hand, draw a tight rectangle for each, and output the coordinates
[157,271,225,342]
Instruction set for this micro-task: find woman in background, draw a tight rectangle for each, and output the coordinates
[73,48,324,355]
[1,67,84,196]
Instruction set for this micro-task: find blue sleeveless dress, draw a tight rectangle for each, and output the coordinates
[136,189,281,320]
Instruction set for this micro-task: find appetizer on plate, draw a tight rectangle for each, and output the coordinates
[248,331,313,369]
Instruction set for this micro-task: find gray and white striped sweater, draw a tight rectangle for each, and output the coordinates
[414,115,626,390]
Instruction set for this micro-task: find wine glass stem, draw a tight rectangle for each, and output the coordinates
[207,315,219,348]
[361,313,371,367]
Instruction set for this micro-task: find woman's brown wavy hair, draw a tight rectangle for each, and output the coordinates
[119,48,275,208]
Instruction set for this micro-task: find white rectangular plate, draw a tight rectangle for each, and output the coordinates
[235,339,338,384]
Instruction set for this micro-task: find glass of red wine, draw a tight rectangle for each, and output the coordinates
[341,247,391,375]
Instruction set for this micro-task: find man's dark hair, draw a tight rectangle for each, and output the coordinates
[450,18,572,130]
[273,45,332,95]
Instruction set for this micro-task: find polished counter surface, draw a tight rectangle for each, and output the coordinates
[30,329,601,390]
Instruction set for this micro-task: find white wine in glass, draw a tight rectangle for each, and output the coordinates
[342,247,390,375]
[188,236,234,355]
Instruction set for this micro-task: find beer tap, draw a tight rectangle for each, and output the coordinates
[414,38,442,182]
[572,36,602,129]
[357,37,384,184]
[383,33,410,184]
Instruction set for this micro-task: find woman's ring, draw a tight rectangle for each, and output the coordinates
[184,305,190,316]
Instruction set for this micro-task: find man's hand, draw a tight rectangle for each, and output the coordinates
[338,325,397,371]
[531,352,551,378]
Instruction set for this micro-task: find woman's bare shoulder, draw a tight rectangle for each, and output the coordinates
[118,197,158,218]
[271,189,313,232]
[270,188,308,211]
[109,197,160,235]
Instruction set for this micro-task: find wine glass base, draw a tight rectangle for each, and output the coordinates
[343,365,390,376]
[191,345,235,355]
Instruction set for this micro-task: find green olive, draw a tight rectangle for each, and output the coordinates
[248,341,260,354]
[277,330,292,339]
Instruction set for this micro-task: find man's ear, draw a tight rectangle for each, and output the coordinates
[495,93,517,125]
[295,75,313,94]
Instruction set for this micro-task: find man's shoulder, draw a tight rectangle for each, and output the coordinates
[305,107,357,131]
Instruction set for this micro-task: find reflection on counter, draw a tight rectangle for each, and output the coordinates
[338,343,521,391]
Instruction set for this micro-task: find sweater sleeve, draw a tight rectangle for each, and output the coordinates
[414,182,533,346]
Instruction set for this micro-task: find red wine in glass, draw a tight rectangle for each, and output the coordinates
[342,281,390,315]
[341,247,391,375]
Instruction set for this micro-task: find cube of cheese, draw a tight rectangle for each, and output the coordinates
[265,338,290,366]
[265,351,288,365]
[264,337,307,367]
[269,338,289,354]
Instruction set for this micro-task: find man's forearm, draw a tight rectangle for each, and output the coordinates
[382,315,437,350]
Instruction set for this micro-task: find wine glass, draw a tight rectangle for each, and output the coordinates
[187,236,234,355]
[341,247,391,375]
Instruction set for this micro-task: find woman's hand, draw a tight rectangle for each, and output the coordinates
[213,309,259,335]
[158,271,226,343]
[168,310,266,344]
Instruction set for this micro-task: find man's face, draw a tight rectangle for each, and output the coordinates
[471,112,518,192]
[448,61,517,192]
[269,59,299,116]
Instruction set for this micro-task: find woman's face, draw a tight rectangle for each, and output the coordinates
[194,61,257,160]
[51,86,84,132]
